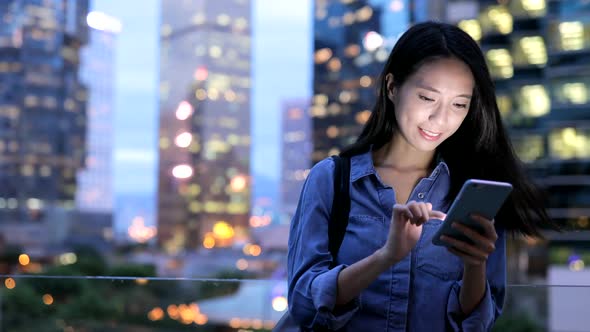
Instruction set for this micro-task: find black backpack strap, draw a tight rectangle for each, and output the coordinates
[328,155,351,267]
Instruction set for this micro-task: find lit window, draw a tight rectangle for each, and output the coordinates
[356,6,373,22]
[314,48,332,64]
[194,67,208,81]
[24,95,38,107]
[21,164,34,176]
[342,12,355,25]
[172,165,193,179]
[517,85,550,117]
[327,103,342,115]
[216,14,231,26]
[209,46,222,58]
[339,91,352,103]
[288,108,304,120]
[159,137,170,150]
[195,89,207,101]
[284,131,306,143]
[191,14,206,25]
[514,36,547,66]
[549,128,590,159]
[219,117,238,129]
[326,126,340,138]
[310,105,327,118]
[359,76,372,88]
[327,58,342,72]
[175,101,193,120]
[363,31,384,52]
[7,198,17,209]
[223,90,236,102]
[328,147,340,156]
[510,0,546,17]
[390,0,404,12]
[480,6,513,35]
[512,135,544,162]
[316,7,327,20]
[174,132,192,148]
[64,99,75,111]
[559,21,585,51]
[496,95,512,118]
[486,49,513,79]
[458,20,482,42]
[344,44,360,58]
[234,17,248,30]
[313,94,329,106]
[40,165,51,177]
[355,110,371,125]
[561,82,588,104]
[207,88,220,100]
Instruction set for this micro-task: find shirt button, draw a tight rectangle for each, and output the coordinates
[417,193,425,199]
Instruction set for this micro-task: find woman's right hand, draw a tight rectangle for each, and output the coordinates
[377,201,446,265]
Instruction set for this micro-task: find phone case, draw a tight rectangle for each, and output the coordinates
[432,179,513,247]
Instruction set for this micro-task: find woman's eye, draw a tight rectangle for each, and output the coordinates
[454,103,468,109]
[419,95,434,102]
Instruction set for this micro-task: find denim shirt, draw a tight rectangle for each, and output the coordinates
[287,149,506,332]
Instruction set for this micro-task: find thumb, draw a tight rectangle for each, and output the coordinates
[393,204,412,220]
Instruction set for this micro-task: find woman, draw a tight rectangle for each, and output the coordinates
[286,21,553,331]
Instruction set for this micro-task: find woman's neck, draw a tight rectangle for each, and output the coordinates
[373,138,435,173]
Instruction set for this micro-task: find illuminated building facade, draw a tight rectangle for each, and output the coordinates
[448,0,590,235]
[280,99,312,218]
[158,0,251,253]
[76,12,119,213]
[0,0,89,225]
[312,0,410,164]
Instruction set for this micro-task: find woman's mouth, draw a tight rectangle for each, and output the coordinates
[419,128,442,141]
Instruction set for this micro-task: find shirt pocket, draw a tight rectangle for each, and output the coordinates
[338,215,387,265]
[415,219,463,281]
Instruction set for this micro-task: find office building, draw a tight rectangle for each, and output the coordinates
[158,0,252,253]
[76,11,119,213]
[0,0,89,234]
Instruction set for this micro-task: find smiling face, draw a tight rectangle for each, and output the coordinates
[387,57,475,153]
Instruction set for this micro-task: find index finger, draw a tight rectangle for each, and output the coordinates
[430,210,446,221]
[470,214,496,235]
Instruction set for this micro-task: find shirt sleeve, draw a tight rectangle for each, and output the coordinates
[446,227,507,332]
[287,158,360,330]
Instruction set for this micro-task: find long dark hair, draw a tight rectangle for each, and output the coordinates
[341,21,556,237]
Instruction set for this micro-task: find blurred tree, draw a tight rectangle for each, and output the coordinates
[493,311,544,332]
[1,281,47,328]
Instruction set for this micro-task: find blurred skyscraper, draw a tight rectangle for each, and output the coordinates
[158,0,252,253]
[76,11,119,213]
[280,99,312,218]
[311,0,410,164]
[0,0,88,237]
[66,11,120,252]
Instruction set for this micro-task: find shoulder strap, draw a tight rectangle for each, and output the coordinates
[328,155,351,267]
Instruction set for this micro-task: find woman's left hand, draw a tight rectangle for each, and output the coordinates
[440,214,498,267]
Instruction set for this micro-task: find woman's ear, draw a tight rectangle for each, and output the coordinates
[385,73,397,102]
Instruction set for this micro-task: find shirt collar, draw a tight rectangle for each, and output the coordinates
[349,146,450,183]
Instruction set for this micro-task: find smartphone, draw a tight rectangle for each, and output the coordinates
[432,179,513,247]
